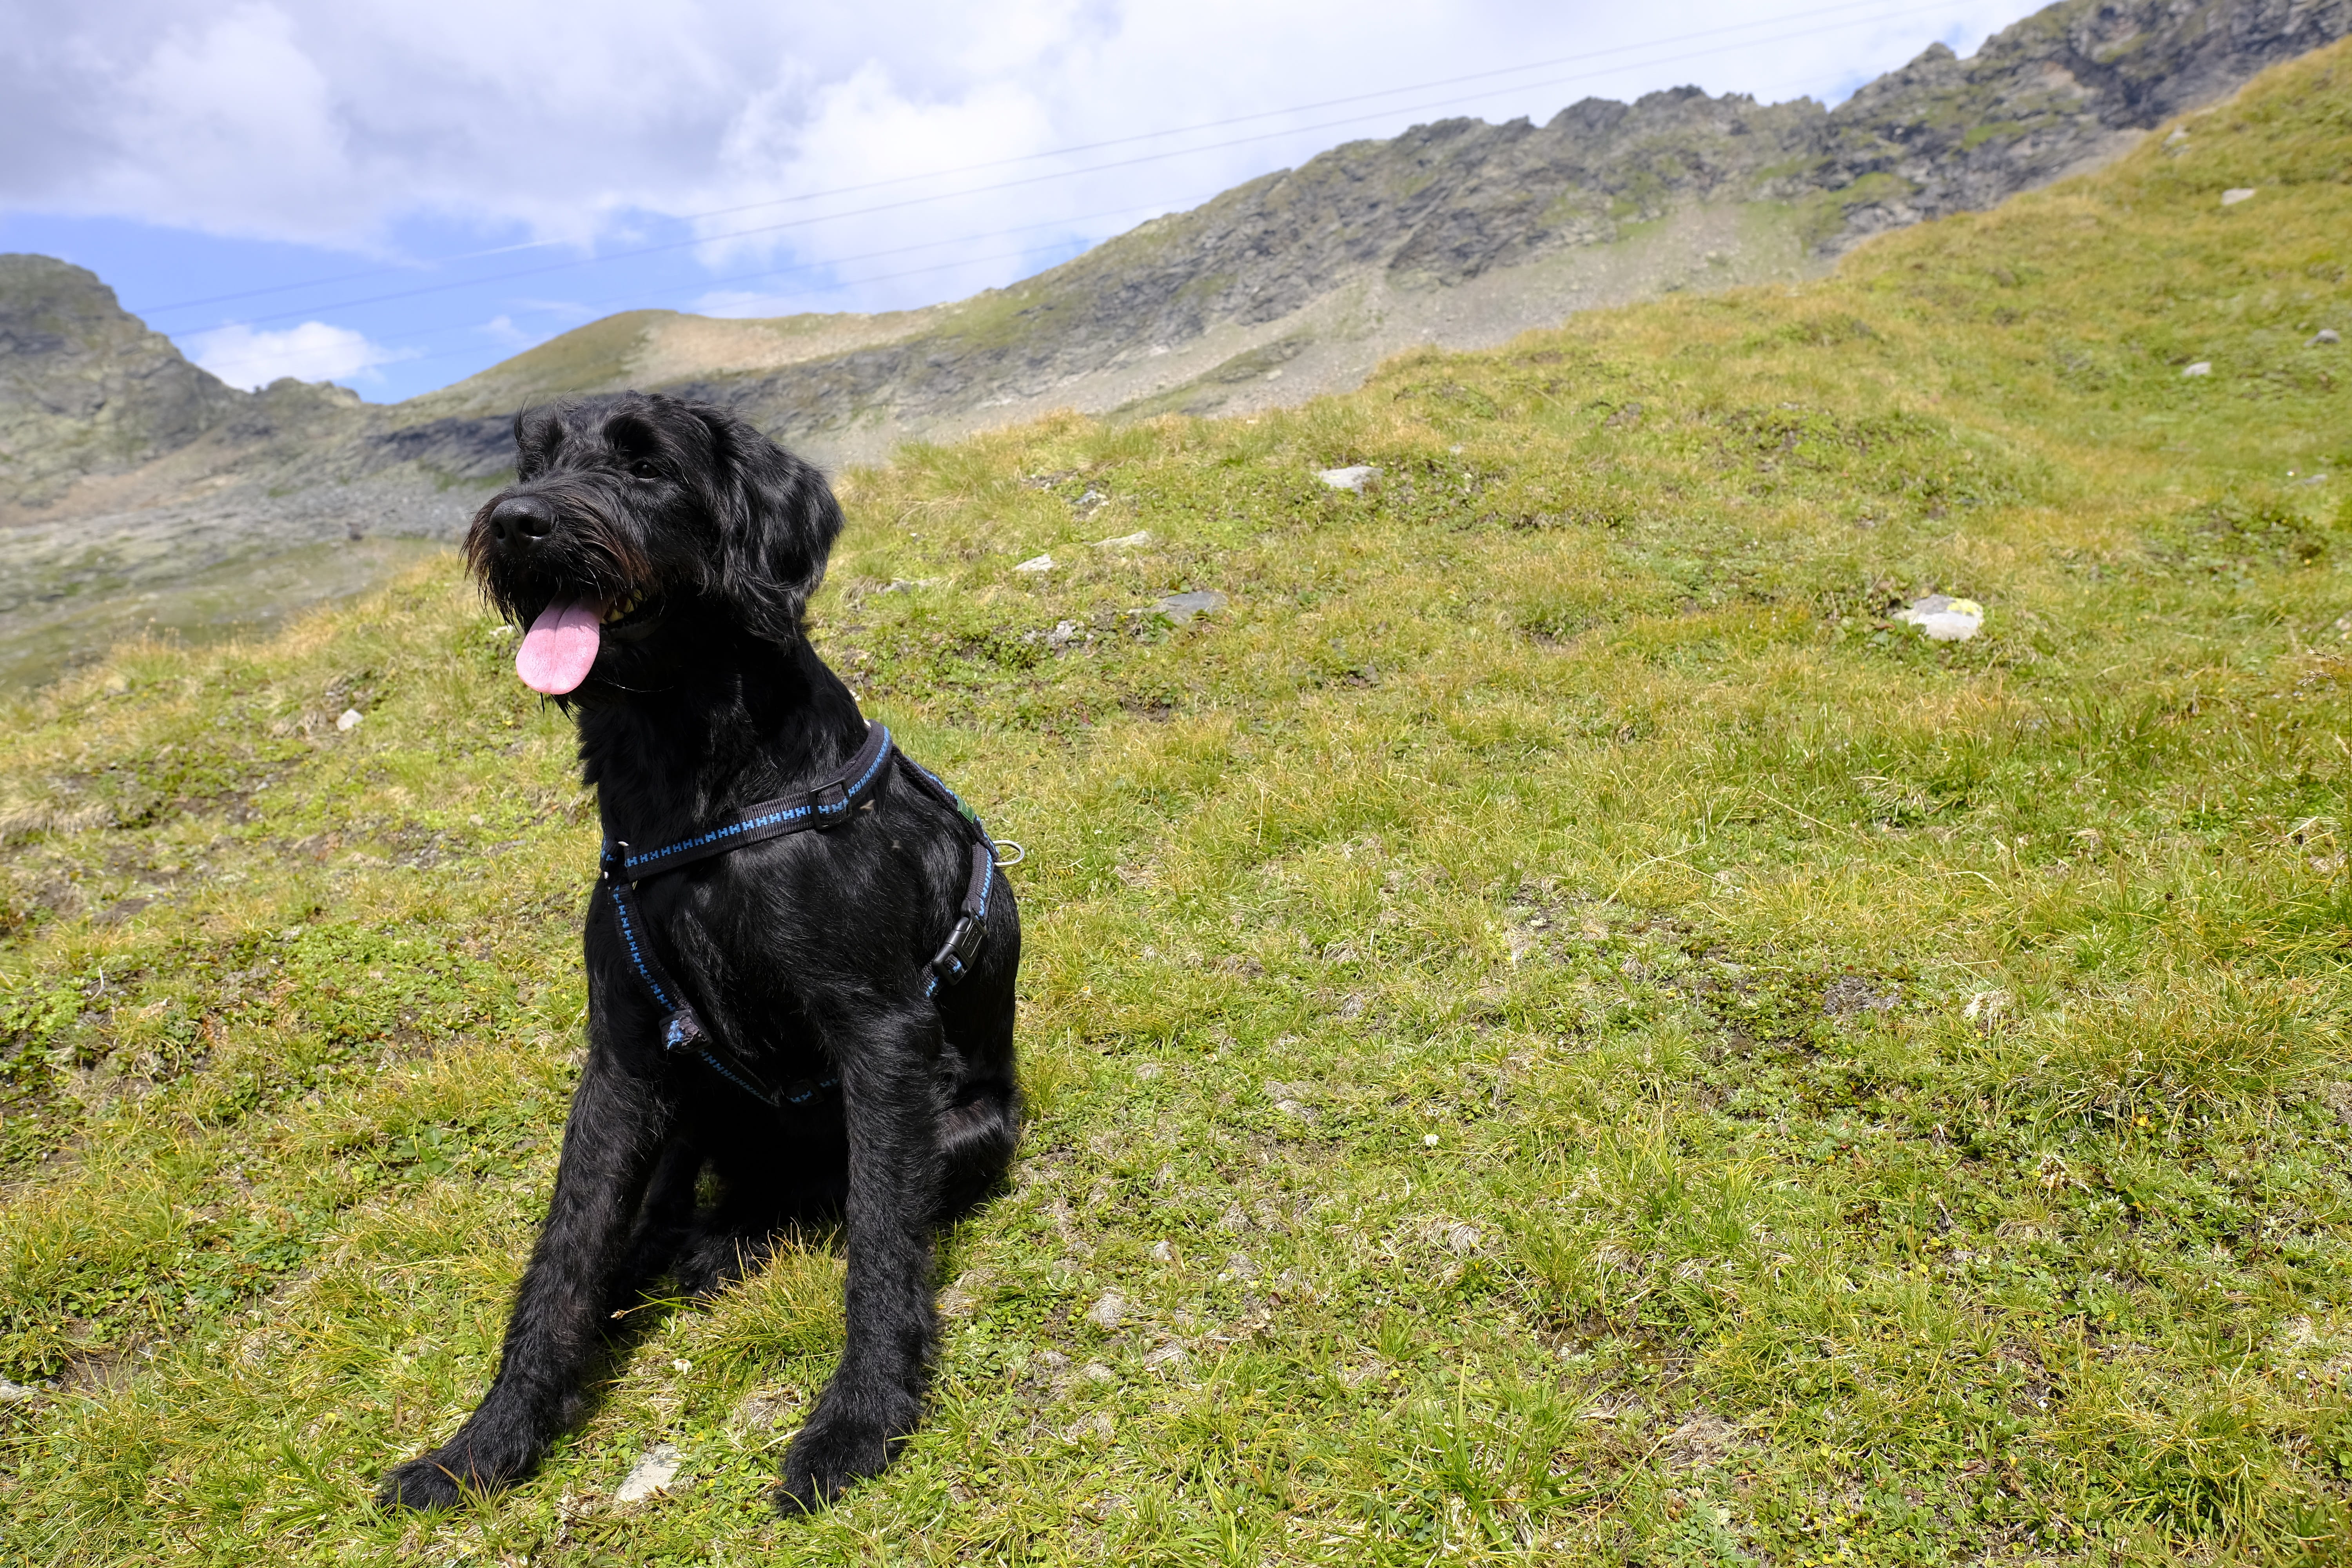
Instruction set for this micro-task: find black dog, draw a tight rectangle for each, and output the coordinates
[378,392,1021,1514]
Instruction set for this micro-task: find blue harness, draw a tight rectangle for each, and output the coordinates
[599,722,998,1109]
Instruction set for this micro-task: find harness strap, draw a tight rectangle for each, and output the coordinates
[611,720,895,880]
[601,722,999,1108]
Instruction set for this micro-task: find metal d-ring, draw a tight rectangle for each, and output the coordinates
[993,840,1026,868]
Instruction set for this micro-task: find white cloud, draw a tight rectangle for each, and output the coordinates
[1,0,2044,295]
[186,319,414,388]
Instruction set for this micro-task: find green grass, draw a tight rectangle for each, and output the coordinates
[4,40,2352,1565]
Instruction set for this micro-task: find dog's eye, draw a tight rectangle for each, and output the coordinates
[628,459,662,480]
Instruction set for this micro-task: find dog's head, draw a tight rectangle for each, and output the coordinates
[465,392,842,699]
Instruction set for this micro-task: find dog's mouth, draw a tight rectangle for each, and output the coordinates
[514,589,661,695]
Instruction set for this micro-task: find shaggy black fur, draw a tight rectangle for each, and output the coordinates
[376,392,1021,1515]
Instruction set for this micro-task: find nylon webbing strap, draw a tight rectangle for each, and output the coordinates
[610,721,895,881]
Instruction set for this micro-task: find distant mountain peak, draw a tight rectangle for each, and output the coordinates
[0,254,245,506]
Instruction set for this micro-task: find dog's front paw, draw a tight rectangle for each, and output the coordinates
[772,1412,899,1514]
[377,1452,476,1512]
[377,1444,524,1512]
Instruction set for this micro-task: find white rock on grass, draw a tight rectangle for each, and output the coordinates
[1013,554,1055,573]
[1092,530,1152,550]
[1894,594,1984,641]
[2221,187,2257,206]
[1315,465,1379,493]
[0,1379,40,1403]
[1143,590,1226,624]
[2182,361,2212,377]
[335,708,362,731]
[2315,329,2342,346]
[1085,1290,1127,1329]
[614,1443,687,1504]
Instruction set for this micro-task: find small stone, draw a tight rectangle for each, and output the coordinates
[1013,554,1055,573]
[1081,1361,1116,1384]
[1092,530,1151,550]
[1147,590,1226,623]
[1085,1291,1127,1329]
[2220,187,2256,206]
[2181,361,2212,377]
[0,1379,40,1403]
[2164,127,2189,146]
[1142,1343,1190,1371]
[1443,1222,1482,1255]
[880,576,945,593]
[1423,1133,1441,1148]
[2314,329,2342,346]
[335,708,363,731]
[614,1443,686,1504]
[1893,594,1983,641]
[1315,465,1379,493]
[1151,1239,1176,1263]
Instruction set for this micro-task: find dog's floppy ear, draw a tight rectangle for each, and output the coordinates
[693,405,843,646]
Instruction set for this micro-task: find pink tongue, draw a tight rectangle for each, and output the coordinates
[516,596,602,695]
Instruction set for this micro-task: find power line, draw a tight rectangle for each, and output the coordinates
[195,241,1082,383]
[190,198,1203,380]
[129,0,1946,318]
[152,0,1943,335]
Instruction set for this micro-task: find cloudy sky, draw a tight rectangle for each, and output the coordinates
[0,0,2040,401]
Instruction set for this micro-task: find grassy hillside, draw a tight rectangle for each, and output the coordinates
[3,39,2350,1566]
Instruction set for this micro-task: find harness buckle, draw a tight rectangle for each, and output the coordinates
[600,840,627,882]
[931,914,985,983]
[660,1006,707,1053]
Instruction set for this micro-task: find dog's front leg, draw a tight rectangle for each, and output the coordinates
[379,1045,671,1510]
[775,1005,944,1513]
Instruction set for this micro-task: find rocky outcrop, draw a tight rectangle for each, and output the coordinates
[1817,0,2352,238]
[0,256,246,505]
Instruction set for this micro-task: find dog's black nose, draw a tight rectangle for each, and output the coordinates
[487,494,558,546]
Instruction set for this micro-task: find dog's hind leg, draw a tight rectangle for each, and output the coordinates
[933,874,1022,1225]
[379,1046,672,1511]
[773,1004,945,1514]
[933,1013,1019,1224]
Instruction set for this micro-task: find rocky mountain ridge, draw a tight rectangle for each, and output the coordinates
[421,0,2352,452]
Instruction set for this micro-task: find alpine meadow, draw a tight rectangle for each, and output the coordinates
[4,36,2352,1568]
